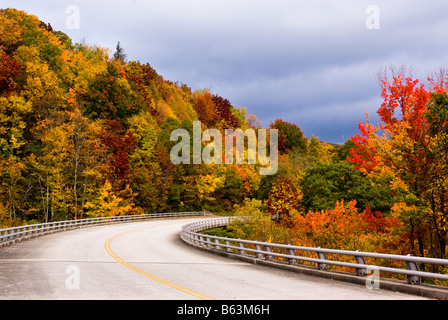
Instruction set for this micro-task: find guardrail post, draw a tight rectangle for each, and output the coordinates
[15,228,21,243]
[287,247,297,265]
[255,244,263,259]
[238,241,246,255]
[194,234,200,245]
[355,251,367,276]
[214,239,221,250]
[265,245,273,261]
[406,254,421,284]
[206,237,212,248]
[317,248,328,271]
[225,240,231,253]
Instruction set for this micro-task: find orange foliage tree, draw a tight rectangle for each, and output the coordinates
[291,200,403,253]
[348,69,448,259]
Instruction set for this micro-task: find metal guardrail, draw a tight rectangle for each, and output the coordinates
[181,217,448,285]
[0,212,212,248]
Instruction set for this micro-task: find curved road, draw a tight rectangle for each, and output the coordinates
[0,217,427,300]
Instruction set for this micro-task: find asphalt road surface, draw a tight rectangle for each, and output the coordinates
[0,217,427,300]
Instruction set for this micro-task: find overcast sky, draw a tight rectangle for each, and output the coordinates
[3,1,448,144]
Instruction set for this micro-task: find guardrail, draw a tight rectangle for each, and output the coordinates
[181,217,448,286]
[0,211,212,248]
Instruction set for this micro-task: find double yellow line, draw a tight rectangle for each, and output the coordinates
[104,224,215,300]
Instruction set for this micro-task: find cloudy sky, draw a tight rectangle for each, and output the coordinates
[3,1,448,144]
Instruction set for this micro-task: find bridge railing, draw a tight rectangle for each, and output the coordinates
[181,217,448,285]
[0,212,212,248]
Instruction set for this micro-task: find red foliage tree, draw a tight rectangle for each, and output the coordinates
[193,91,218,127]
[211,94,240,129]
[100,120,137,189]
[347,119,379,172]
[0,50,22,97]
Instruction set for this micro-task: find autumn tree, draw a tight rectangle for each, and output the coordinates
[28,118,73,221]
[100,119,137,190]
[0,10,25,54]
[0,50,22,96]
[193,90,219,127]
[292,200,402,253]
[348,69,448,259]
[423,91,448,258]
[0,95,32,219]
[84,180,137,217]
[226,197,291,244]
[86,61,141,120]
[65,107,109,219]
[265,175,302,227]
[211,94,240,129]
[125,61,160,116]
[270,119,307,154]
[130,117,181,212]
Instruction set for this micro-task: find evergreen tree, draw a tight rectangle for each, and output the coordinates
[113,41,127,62]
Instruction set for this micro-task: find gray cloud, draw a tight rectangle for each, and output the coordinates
[4,0,448,143]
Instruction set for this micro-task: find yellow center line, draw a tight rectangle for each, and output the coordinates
[104,222,215,300]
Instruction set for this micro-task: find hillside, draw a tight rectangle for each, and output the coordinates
[0,8,335,226]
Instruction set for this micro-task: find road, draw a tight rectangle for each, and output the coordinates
[0,217,427,300]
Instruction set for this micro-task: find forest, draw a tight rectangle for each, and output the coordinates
[1,9,448,272]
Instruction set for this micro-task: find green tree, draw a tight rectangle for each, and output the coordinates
[300,161,392,213]
[113,42,127,63]
[424,91,448,258]
[86,61,141,121]
[270,119,307,154]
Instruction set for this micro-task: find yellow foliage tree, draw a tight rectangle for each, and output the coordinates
[84,180,137,217]
[265,175,302,227]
